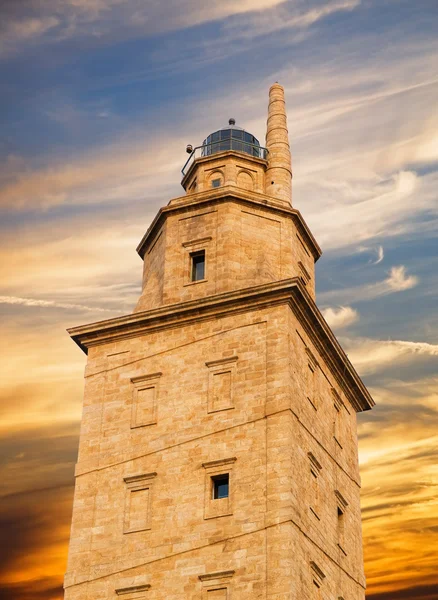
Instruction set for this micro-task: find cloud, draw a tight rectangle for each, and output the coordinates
[319,265,418,305]
[385,265,418,291]
[0,16,59,57]
[223,0,361,39]
[0,295,121,313]
[0,423,77,597]
[367,585,438,600]
[374,246,384,265]
[321,305,359,329]
[0,0,364,60]
[0,213,144,320]
[344,338,438,376]
[357,245,384,265]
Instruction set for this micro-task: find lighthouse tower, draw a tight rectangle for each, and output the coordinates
[64,84,374,600]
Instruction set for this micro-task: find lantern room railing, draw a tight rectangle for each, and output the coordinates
[182,139,268,176]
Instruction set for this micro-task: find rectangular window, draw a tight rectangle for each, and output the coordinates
[212,474,229,499]
[191,250,205,281]
[212,178,221,188]
[203,457,236,519]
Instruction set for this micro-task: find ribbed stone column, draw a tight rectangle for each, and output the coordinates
[265,83,292,205]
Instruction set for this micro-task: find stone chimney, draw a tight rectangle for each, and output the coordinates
[265,83,292,205]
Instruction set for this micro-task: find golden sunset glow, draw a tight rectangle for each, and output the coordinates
[1,0,437,598]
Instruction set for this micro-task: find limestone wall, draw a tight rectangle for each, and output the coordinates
[65,303,365,599]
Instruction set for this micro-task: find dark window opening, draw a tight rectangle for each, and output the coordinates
[212,474,229,499]
[337,506,345,539]
[191,251,205,281]
[212,178,221,188]
[337,506,344,528]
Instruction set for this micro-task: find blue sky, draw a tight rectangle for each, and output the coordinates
[0,1,437,598]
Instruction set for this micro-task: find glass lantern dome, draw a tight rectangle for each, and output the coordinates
[201,119,267,159]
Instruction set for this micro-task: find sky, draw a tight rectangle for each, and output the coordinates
[0,0,437,598]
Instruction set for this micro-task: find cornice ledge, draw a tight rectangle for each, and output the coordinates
[68,279,299,353]
[136,186,321,261]
[67,278,373,411]
[289,284,375,412]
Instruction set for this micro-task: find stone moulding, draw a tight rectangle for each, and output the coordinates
[335,489,349,509]
[130,372,162,384]
[123,472,157,485]
[198,570,235,582]
[305,346,319,371]
[310,561,326,588]
[182,236,212,248]
[115,583,151,595]
[67,278,374,413]
[331,387,345,411]
[308,452,323,473]
[205,356,238,368]
[202,457,237,470]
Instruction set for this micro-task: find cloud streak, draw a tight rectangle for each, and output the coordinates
[344,338,438,376]
[0,0,355,59]
[320,265,418,305]
[0,295,121,313]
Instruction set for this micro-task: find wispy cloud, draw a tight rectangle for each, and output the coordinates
[344,337,438,376]
[1,0,345,59]
[0,295,120,313]
[358,245,384,265]
[321,305,359,329]
[223,0,361,39]
[0,16,59,58]
[320,265,418,305]
[373,246,384,265]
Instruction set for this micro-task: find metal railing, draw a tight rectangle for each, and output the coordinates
[182,139,268,176]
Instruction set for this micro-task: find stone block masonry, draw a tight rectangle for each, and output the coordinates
[64,84,373,599]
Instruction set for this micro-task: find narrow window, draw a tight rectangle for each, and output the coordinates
[335,490,348,554]
[212,474,229,499]
[337,506,344,535]
[191,250,205,281]
[212,178,221,188]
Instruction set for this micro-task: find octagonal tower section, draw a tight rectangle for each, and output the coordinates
[134,188,320,313]
[135,88,320,314]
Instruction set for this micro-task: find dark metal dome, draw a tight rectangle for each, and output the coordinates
[202,119,265,159]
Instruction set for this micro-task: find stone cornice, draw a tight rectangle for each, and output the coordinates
[67,279,374,412]
[135,186,321,261]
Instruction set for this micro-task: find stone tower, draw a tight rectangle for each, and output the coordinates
[65,84,374,600]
